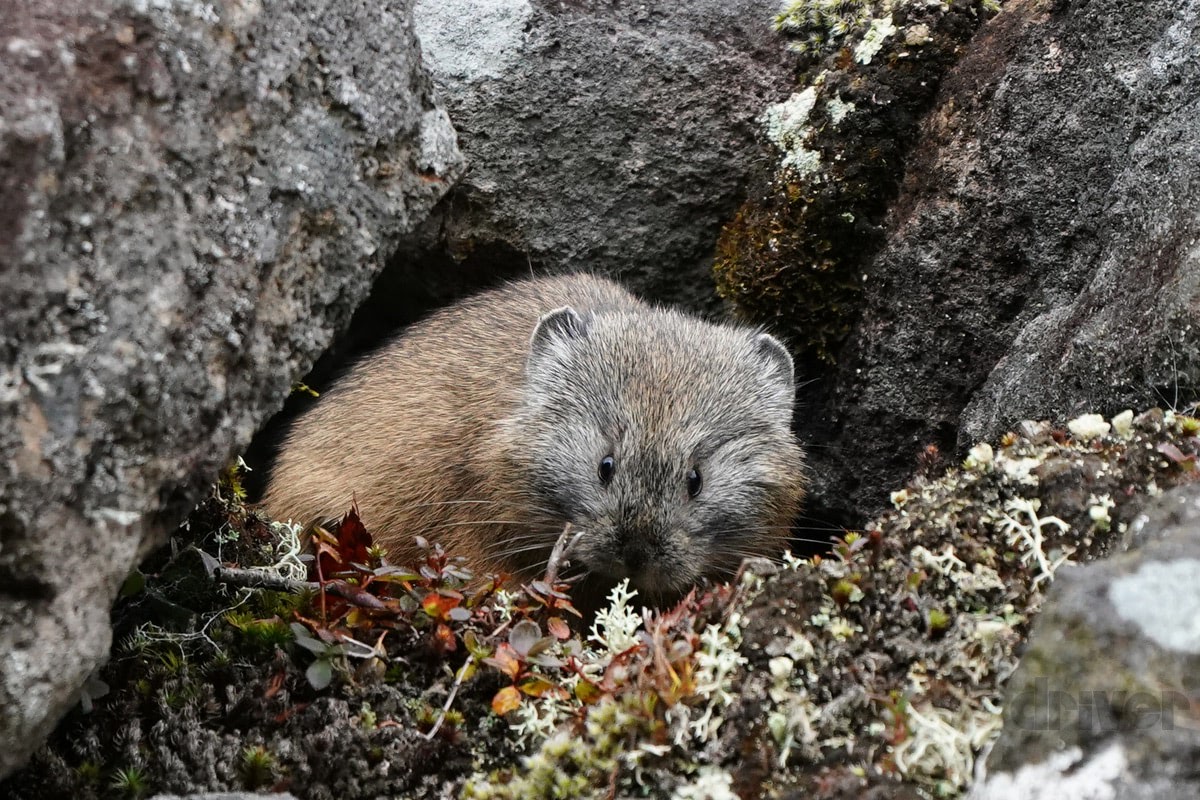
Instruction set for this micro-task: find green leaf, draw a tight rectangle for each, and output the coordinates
[307,658,334,691]
[509,619,541,656]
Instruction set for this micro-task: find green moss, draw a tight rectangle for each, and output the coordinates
[774,0,875,60]
[239,745,278,790]
[462,696,654,800]
[108,766,150,799]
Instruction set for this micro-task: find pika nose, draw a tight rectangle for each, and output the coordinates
[619,538,651,572]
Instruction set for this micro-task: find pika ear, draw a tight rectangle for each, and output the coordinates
[752,332,795,396]
[530,306,590,359]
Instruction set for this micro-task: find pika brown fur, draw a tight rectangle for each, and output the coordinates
[264,274,806,605]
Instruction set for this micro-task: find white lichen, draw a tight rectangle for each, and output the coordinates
[508,692,573,746]
[670,765,739,800]
[251,520,308,582]
[911,544,967,577]
[688,619,748,741]
[1111,409,1134,438]
[892,700,1003,792]
[995,498,1074,588]
[964,442,995,471]
[588,579,643,655]
[999,455,1042,486]
[1087,493,1115,531]
[854,15,897,64]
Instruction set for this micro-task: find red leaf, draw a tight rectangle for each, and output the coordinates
[1157,442,1197,469]
[432,623,457,655]
[547,617,571,640]
[334,507,373,566]
[483,643,522,679]
[422,592,461,622]
[312,507,375,579]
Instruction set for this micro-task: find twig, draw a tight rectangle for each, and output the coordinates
[211,565,314,594]
[423,654,475,740]
[422,616,516,740]
[544,522,585,585]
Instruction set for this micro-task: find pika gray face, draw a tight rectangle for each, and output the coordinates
[503,305,806,603]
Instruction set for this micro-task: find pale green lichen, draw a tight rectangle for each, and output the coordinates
[760,85,823,176]
[774,0,875,57]
[687,618,749,741]
[854,14,897,64]
[826,96,857,125]
[1111,409,1135,438]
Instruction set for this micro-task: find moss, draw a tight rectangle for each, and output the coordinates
[462,695,655,800]
[237,745,278,790]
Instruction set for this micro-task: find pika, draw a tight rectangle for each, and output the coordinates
[263,274,805,606]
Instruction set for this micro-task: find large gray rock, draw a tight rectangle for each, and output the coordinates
[970,485,1200,799]
[409,0,796,311]
[0,0,462,779]
[797,0,1200,523]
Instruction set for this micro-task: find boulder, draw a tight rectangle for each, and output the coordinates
[0,0,462,779]
[406,0,797,311]
[717,0,1200,525]
[971,485,1200,799]
[836,0,1200,519]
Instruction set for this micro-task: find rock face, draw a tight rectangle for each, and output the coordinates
[739,0,1200,525]
[971,485,1200,800]
[407,0,797,311]
[0,0,462,779]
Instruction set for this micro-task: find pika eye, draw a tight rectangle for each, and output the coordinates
[598,454,616,485]
[686,466,703,499]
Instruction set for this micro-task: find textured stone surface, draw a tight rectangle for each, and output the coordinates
[795,0,1200,524]
[408,0,797,311]
[0,0,461,778]
[970,485,1200,799]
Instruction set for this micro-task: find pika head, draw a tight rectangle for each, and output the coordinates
[496,304,807,604]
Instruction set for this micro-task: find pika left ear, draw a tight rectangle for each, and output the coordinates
[529,306,590,361]
[752,332,795,395]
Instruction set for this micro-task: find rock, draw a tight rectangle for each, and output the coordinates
[718,0,1200,526]
[407,0,797,311]
[0,0,462,779]
[971,485,1200,799]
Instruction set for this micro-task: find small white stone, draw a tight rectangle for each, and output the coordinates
[1110,409,1134,438]
[1067,413,1111,441]
[965,442,994,470]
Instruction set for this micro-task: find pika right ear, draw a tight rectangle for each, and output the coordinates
[529,306,590,358]
[752,332,796,396]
